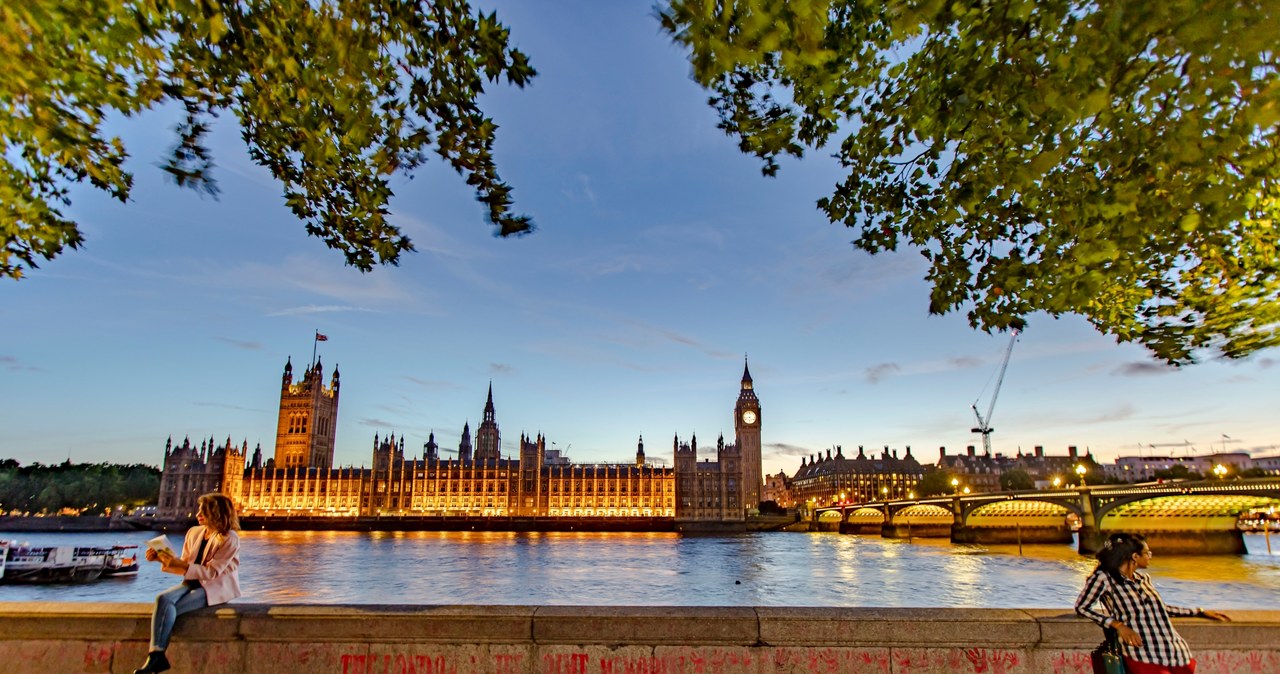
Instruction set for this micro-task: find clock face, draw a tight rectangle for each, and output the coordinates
[742,410,757,425]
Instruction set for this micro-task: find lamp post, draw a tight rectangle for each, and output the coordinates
[1052,476,1062,489]
[1075,464,1087,487]
[951,477,960,494]
[1213,464,1227,480]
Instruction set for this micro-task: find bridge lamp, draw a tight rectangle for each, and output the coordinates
[962,486,971,494]
[1052,476,1061,488]
[1075,464,1087,486]
[908,491,915,499]
[950,478,960,493]
[1213,464,1227,479]
[882,487,889,498]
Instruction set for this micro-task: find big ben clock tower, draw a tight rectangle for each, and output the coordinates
[734,358,763,510]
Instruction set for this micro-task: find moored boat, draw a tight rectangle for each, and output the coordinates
[0,541,139,583]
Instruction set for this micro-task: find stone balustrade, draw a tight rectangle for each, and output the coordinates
[1,603,1277,673]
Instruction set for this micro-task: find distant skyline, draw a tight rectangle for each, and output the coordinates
[2,1,1277,478]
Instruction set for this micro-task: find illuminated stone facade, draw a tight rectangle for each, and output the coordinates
[273,357,339,469]
[790,445,925,507]
[158,357,763,522]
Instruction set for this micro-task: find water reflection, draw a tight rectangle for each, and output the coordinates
[1,530,1276,608]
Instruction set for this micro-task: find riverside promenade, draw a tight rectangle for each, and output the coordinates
[3,603,1278,674]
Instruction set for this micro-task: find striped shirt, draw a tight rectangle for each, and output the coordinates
[1075,568,1202,666]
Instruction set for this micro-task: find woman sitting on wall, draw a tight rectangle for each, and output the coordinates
[1075,532,1229,674]
[135,493,242,674]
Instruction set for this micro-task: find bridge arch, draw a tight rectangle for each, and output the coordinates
[959,496,1082,524]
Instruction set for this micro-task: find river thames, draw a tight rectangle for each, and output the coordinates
[2,530,1277,608]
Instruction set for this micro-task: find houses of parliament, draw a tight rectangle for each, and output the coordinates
[157,354,765,526]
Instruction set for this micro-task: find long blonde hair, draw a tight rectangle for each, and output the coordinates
[198,493,240,535]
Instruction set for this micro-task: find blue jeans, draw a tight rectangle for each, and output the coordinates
[150,583,207,651]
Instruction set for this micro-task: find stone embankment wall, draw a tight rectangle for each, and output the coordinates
[2,604,1277,674]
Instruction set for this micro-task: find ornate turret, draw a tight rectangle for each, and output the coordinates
[424,432,439,461]
[458,422,473,464]
[273,343,340,470]
[475,383,501,462]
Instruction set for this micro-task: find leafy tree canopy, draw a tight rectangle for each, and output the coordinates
[0,460,160,514]
[659,0,1280,364]
[999,467,1034,491]
[915,468,955,496]
[1,0,535,280]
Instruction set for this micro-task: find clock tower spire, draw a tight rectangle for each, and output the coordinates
[734,356,762,510]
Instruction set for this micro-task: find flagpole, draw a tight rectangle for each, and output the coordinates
[311,330,318,369]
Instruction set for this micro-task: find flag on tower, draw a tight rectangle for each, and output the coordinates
[316,332,328,341]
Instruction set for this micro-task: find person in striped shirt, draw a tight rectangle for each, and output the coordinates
[1075,533,1230,674]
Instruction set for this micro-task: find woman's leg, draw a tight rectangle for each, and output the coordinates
[150,585,208,651]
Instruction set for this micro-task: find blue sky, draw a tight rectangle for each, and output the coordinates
[2,1,1277,477]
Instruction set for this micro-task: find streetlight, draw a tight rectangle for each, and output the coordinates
[962,486,971,494]
[1075,464,1087,487]
[951,477,960,494]
[881,486,889,499]
[1213,464,1227,480]
[1052,476,1062,488]
[907,491,915,499]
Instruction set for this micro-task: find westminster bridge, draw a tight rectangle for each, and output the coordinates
[812,478,1280,554]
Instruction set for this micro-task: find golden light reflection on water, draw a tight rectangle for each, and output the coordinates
[1,530,1275,607]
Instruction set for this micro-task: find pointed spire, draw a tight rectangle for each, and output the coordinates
[742,355,753,386]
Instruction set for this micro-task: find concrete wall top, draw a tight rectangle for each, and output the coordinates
[4,603,1279,649]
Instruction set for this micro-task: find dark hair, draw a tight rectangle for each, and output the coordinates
[197,493,240,534]
[1095,532,1146,581]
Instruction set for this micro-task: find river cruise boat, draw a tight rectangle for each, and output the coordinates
[0,541,139,583]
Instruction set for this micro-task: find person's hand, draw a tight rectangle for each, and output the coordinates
[1201,610,1231,622]
[157,549,174,565]
[1113,622,1143,648]
[144,548,158,562]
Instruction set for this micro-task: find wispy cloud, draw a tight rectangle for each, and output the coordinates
[608,321,736,361]
[192,401,265,412]
[489,363,516,376]
[1,355,43,372]
[359,417,399,429]
[865,362,901,383]
[763,442,814,461]
[1112,361,1174,377]
[561,173,597,204]
[586,255,650,278]
[267,305,379,317]
[405,376,464,391]
[215,337,264,350]
[948,356,983,369]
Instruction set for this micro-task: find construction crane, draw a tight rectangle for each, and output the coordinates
[970,329,1020,456]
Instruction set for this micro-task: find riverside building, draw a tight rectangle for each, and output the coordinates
[157,357,764,525]
[789,445,926,507]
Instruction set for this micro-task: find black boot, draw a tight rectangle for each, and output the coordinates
[134,650,170,674]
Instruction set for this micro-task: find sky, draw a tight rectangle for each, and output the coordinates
[2,2,1277,479]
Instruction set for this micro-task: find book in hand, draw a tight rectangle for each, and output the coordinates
[146,535,176,558]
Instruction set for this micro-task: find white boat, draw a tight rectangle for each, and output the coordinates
[0,541,139,583]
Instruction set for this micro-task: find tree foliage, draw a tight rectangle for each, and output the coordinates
[999,467,1034,491]
[1153,464,1204,481]
[659,0,1280,363]
[0,460,161,514]
[1,0,535,280]
[915,468,955,496]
